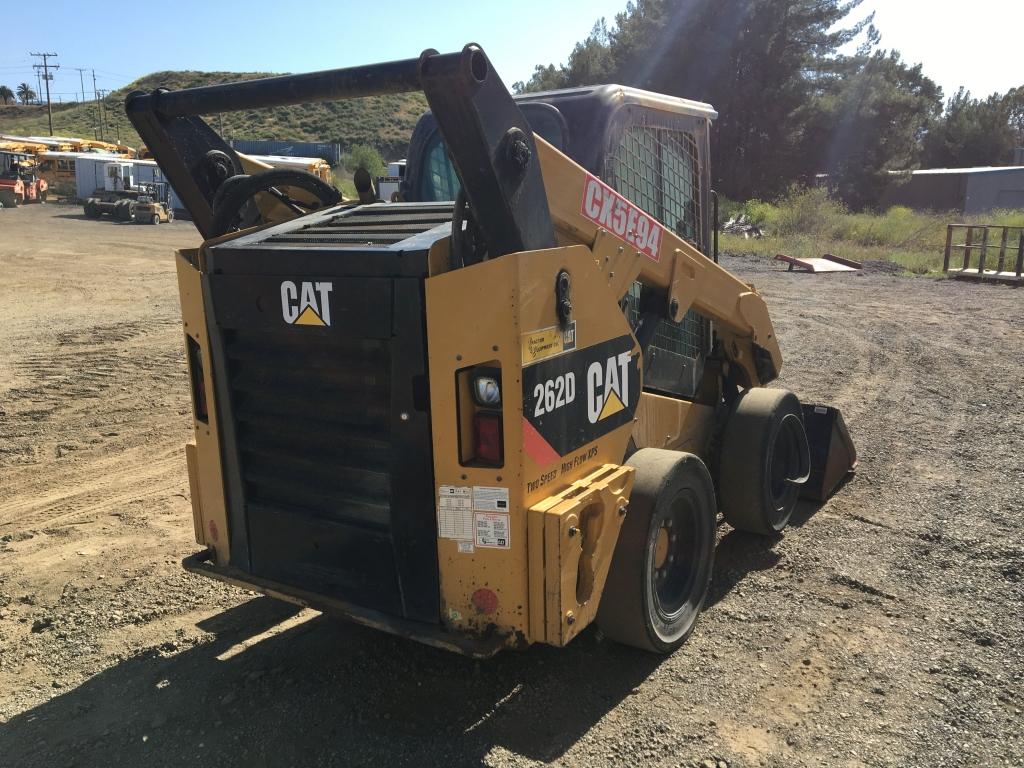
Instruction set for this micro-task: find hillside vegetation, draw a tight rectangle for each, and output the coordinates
[0,70,427,159]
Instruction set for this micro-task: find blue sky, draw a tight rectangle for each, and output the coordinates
[0,0,1018,105]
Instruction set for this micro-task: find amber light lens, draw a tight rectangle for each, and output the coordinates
[473,412,503,465]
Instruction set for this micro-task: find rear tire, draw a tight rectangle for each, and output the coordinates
[84,200,100,218]
[597,449,717,654]
[151,214,159,225]
[717,388,810,535]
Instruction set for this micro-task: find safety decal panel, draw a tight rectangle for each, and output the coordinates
[521,334,639,461]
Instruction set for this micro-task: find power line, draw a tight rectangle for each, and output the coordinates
[29,52,59,135]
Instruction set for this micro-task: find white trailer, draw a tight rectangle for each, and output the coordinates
[72,154,185,211]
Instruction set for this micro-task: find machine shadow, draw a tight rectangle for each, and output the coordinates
[0,596,663,767]
[706,527,782,608]
[52,212,132,223]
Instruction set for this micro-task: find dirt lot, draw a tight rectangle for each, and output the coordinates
[1,204,1021,767]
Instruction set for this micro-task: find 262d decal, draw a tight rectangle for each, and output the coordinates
[522,334,639,462]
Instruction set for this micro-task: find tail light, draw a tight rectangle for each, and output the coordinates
[458,364,503,467]
[473,412,503,465]
[186,336,209,423]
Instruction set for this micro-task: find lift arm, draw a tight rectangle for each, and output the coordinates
[535,139,782,388]
[126,44,554,251]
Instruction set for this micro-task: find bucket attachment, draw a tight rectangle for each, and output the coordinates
[799,404,857,501]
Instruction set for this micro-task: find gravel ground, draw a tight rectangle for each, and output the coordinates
[0,205,1021,767]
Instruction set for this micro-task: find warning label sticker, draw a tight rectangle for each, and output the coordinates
[437,486,473,541]
[521,321,577,366]
[580,173,663,262]
[475,512,510,549]
[472,486,510,513]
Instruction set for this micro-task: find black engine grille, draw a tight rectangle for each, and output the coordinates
[227,331,393,526]
[205,231,441,623]
[222,328,410,615]
[263,202,454,247]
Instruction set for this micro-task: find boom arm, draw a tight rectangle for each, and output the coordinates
[535,138,782,388]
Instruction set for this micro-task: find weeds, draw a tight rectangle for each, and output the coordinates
[720,187,1024,274]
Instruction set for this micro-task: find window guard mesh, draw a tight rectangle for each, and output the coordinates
[608,126,706,364]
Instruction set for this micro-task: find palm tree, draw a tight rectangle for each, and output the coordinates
[0,85,14,105]
[16,82,36,105]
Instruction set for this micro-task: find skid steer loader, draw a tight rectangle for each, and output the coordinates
[127,44,855,656]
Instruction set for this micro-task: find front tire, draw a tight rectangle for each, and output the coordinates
[598,449,717,654]
[717,388,810,535]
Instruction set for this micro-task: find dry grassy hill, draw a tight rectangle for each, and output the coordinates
[0,70,427,160]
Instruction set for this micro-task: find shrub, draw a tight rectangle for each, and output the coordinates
[343,144,385,178]
[774,186,847,237]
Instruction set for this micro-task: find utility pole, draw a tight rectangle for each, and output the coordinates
[74,67,87,104]
[30,52,59,135]
[92,70,104,141]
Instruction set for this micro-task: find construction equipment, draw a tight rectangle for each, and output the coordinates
[133,182,174,224]
[127,45,856,657]
[83,161,145,221]
[0,161,48,207]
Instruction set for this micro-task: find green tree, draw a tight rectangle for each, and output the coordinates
[802,46,942,208]
[513,65,565,94]
[16,82,36,105]
[343,143,385,178]
[922,86,1023,168]
[517,0,877,200]
[0,85,14,105]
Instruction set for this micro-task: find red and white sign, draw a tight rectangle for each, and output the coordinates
[580,173,663,262]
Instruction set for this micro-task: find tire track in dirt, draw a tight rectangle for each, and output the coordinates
[0,448,183,532]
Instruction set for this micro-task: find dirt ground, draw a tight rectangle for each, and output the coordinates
[0,204,1021,768]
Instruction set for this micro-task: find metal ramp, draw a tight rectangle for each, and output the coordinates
[774,253,863,273]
